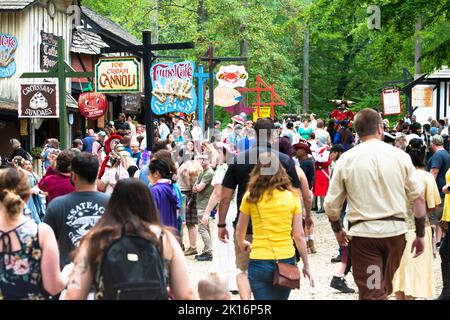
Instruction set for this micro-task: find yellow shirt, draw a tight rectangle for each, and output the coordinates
[324,139,423,238]
[239,189,301,260]
[442,168,450,222]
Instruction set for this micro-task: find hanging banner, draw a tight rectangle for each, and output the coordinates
[151,61,197,115]
[78,92,108,119]
[0,33,18,78]
[95,57,142,93]
[216,65,248,88]
[382,88,402,116]
[40,31,60,72]
[412,85,434,108]
[19,83,59,118]
[122,93,141,114]
[214,87,242,107]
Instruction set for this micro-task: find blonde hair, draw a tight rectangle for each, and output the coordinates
[0,168,30,219]
[198,272,229,300]
[246,152,296,203]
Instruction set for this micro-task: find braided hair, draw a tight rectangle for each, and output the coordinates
[405,138,427,168]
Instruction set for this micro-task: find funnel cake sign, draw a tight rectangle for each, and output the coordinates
[0,34,18,78]
[150,61,197,115]
[95,57,141,93]
[19,83,59,118]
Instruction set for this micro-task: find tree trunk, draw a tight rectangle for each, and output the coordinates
[414,14,422,79]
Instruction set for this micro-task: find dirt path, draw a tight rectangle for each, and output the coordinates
[183,213,443,300]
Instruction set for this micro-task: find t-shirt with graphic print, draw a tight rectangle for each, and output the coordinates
[44,191,110,268]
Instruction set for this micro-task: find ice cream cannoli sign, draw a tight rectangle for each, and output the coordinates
[19,83,59,118]
[0,34,18,78]
[95,57,142,93]
[151,61,197,115]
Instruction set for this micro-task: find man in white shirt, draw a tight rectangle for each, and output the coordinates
[174,116,186,136]
[158,118,170,141]
[309,113,317,131]
[314,119,331,148]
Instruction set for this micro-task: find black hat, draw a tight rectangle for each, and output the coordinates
[330,144,345,153]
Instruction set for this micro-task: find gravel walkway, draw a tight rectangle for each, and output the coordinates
[183,212,443,300]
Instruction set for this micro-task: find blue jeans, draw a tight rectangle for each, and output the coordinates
[248,257,295,300]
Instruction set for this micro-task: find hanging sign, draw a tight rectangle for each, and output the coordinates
[122,93,141,114]
[412,85,434,108]
[151,61,197,115]
[78,92,108,119]
[252,107,271,122]
[40,31,60,72]
[0,34,18,78]
[95,57,142,93]
[216,65,248,88]
[382,88,402,116]
[214,87,242,107]
[19,83,59,118]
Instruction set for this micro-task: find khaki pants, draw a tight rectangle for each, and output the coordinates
[197,209,212,253]
[351,234,406,300]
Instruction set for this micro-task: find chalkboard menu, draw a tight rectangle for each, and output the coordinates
[40,31,60,72]
[122,93,141,114]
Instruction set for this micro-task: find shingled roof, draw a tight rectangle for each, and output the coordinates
[81,6,141,46]
[0,0,38,10]
[71,27,109,55]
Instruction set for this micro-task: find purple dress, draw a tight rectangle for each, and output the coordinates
[150,181,179,231]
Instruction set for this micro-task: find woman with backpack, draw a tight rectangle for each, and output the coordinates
[65,179,194,300]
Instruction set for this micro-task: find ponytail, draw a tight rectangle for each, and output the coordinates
[0,168,30,218]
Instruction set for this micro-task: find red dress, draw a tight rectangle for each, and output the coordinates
[313,147,331,197]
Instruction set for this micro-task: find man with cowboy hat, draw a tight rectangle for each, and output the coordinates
[293,141,314,190]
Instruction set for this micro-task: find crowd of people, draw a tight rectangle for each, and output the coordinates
[0,108,449,301]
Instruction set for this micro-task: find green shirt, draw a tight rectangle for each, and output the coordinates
[195,168,215,210]
[298,126,313,140]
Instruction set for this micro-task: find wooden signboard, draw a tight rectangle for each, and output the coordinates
[122,93,141,114]
[382,88,402,116]
[95,57,142,93]
[40,31,59,72]
[19,83,59,118]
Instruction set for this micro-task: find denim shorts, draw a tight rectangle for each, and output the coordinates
[248,257,296,300]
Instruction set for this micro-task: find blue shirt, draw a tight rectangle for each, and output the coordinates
[139,165,150,186]
[82,136,95,153]
[430,149,450,197]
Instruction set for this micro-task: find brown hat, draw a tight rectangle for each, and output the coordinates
[292,141,312,154]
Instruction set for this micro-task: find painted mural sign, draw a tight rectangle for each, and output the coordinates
[19,83,59,118]
[151,61,197,115]
[216,65,248,88]
[95,57,141,93]
[0,34,18,78]
[40,31,60,72]
[78,92,108,119]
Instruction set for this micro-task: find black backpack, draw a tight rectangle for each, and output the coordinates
[95,226,169,300]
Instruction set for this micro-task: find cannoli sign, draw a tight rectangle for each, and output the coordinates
[0,34,18,78]
[19,83,59,118]
[151,61,197,115]
[95,57,141,93]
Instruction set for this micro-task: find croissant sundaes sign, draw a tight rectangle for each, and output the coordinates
[19,83,59,118]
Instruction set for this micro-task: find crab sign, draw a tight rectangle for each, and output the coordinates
[216,65,248,88]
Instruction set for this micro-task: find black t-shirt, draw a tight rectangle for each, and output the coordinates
[114,120,131,132]
[44,192,110,268]
[300,158,315,190]
[222,144,301,234]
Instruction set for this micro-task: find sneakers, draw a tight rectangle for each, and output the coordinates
[184,247,198,256]
[331,255,342,263]
[195,251,213,261]
[330,276,355,294]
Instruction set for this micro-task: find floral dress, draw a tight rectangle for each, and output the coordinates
[0,219,52,300]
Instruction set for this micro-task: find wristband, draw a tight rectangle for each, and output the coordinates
[329,219,343,233]
[415,217,426,238]
[217,223,227,228]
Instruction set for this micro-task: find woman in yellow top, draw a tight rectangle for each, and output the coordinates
[236,152,314,300]
[392,138,441,300]
[439,165,450,300]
